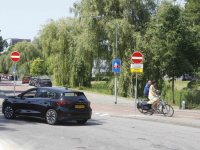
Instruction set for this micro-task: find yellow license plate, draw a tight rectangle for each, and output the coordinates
[75,105,85,108]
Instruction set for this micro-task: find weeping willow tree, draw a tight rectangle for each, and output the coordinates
[40,18,74,86]
[69,0,159,96]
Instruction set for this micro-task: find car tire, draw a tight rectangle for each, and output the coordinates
[4,105,16,119]
[76,119,88,124]
[46,109,58,125]
[22,82,24,84]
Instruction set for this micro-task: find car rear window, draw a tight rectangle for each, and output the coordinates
[41,79,51,81]
[63,92,85,97]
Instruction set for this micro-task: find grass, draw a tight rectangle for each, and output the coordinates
[164,80,189,90]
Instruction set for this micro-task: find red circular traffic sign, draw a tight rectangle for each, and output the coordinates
[10,51,20,62]
[131,52,143,64]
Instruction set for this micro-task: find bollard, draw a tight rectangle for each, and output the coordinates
[179,91,182,109]
[182,101,185,110]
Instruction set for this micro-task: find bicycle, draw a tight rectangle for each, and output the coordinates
[137,93,174,117]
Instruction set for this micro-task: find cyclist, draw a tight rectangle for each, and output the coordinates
[148,80,160,110]
[143,80,151,101]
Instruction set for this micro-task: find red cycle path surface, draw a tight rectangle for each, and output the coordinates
[1,79,200,121]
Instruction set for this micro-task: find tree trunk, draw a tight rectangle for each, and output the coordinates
[171,75,174,104]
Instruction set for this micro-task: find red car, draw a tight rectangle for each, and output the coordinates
[22,76,31,84]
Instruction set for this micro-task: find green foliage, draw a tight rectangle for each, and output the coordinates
[0,36,8,52]
[30,58,46,76]
[162,82,200,109]
[0,41,42,75]
[187,79,200,90]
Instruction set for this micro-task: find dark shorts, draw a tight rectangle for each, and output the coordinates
[144,94,149,101]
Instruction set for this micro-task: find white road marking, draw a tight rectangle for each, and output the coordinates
[101,107,113,109]
[94,113,100,115]
[99,114,109,117]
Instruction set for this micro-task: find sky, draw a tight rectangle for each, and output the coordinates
[0,0,186,42]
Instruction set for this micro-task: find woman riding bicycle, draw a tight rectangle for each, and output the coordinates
[148,80,160,110]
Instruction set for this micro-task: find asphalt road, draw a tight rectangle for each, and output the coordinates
[0,108,200,150]
[0,79,200,150]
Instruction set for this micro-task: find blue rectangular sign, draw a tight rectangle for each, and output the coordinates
[112,59,121,73]
[18,69,21,73]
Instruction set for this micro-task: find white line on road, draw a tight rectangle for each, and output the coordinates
[94,113,100,115]
[101,107,113,109]
[99,114,109,117]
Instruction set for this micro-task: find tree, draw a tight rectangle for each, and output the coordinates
[69,0,158,96]
[30,58,46,76]
[147,1,200,103]
[0,36,8,52]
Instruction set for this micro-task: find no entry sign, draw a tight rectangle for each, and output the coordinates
[10,51,20,62]
[131,52,143,64]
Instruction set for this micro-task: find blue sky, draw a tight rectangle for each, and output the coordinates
[0,0,185,41]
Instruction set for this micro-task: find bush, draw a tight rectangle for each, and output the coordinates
[162,82,200,109]
[187,79,200,90]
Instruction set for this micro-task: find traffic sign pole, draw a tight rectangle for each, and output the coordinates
[10,51,20,96]
[131,52,143,115]
[135,73,137,115]
[14,62,16,96]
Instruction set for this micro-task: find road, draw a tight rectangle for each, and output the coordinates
[0,79,200,150]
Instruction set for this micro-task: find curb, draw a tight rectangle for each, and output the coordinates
[112,114,200,128]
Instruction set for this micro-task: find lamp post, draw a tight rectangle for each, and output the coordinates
[91,15,118,104]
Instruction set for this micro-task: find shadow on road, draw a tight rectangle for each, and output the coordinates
[0,112,103,128]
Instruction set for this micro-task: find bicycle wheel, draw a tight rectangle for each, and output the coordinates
[162,104,174,117]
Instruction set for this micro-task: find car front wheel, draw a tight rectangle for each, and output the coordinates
[4,105,16,119]
[46,109,58,125]
[76,119,88,124]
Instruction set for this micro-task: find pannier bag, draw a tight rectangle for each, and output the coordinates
[137,100,151,110]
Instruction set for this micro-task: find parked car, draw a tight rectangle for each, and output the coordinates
[32,77,38,86]
[22,76,31,84]
[29,77,35,86]
[2,87,92,125]
[180,75,192,81]
[6,74,9,79]
[2,74,7,79]
[9,75,18,81]
[35,78,52,87]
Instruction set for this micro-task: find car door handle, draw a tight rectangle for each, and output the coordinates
[44,102,47,104]
[13,100,17,102]
[27,101,31,103]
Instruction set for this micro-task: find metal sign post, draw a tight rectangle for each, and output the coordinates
[131,52,143,115]
[135,73,137,115]
[10,51,20,96]
[112,59,121,104]
[14,63,16,95]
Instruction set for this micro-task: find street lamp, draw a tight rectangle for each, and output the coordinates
[91,15,118,104]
